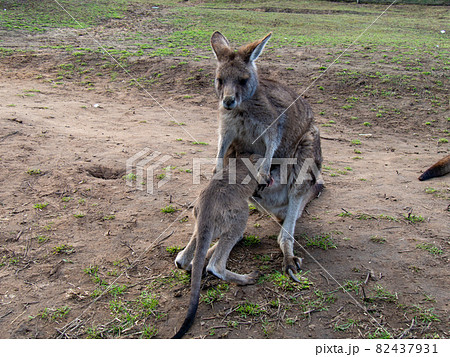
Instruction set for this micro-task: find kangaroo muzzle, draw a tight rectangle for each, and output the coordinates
[222,95,237,110]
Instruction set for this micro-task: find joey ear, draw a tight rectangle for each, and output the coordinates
[238,33,272,63]
[211,31,233,61]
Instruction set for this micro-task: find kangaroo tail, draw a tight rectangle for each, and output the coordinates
[172,227,213,339]
[418,155,450,181]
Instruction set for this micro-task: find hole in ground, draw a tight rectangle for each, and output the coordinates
[86,165,126,180]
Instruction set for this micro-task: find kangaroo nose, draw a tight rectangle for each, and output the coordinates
[222,95,236,110]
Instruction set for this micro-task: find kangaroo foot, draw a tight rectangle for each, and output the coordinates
[283,255,303,282]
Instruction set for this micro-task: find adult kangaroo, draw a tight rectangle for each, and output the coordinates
[211,31,324,281]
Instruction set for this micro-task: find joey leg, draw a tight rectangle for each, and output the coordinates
[206,234,259,285]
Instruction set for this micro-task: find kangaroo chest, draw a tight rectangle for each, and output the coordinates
[220,111,272,154]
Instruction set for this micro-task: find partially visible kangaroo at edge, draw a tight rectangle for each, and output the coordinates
[418,154,450,181]
[210,31,324,281]
[172,154,262,339]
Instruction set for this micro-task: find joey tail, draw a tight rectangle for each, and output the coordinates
[418,155,450,181]
[172,227,213,339]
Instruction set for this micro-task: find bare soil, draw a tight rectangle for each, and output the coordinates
[0,10,448,339]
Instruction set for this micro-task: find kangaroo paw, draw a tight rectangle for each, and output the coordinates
[257,170,272,186]
[236,270,261,286]
[283,256,303,282]
[246,270,261,285]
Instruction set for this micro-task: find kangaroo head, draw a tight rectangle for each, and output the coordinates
[211,32,272,110]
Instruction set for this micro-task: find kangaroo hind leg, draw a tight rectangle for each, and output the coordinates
[175,226,199,271]
[206,230,259,286]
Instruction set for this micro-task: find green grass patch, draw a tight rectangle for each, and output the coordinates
[236,301,263,318]
[370,235,386,244]
[242,235,260,246]
[34,306,71,321]
[366,284,398,303]
[27,168,42,175]
[33,202,49,209]
[412,307,441,323]
[148,270,190,290]
[200,284,229,305]
[165,246,183,255]
[425,187,437,194]
[341,280,362,294]
[122,173,136,182]
[35,235,49,244]
[86,290,162,338]
[303,233,337,250]
[368,328,392,339]
[52,244,74,255]
[403,213,424,223]
[102,215,116,221]
[297,289,337,313]
[265,271,312,291]
[334,318,359,332]
[416,243,443,256]
[0,0,127,32]
[160,205,179,214]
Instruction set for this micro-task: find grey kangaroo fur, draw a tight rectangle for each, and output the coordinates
[211,31,324,281]
[173,154,263,339]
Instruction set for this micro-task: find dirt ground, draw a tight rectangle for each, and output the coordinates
[0,8,449,339]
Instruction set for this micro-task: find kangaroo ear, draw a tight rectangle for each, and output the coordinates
[238,33,272,63]
[211,31,233,61]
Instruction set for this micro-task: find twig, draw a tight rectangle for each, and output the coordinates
[264,287,291,301]
[15,262,31,275]
[23,301,39,307]
[320,136,347,142]
[320,272,330,285]
[398,318,415,339]
[127,274,163,289]
[23,237,32,258]
[56,318,84,338]
[154,230,174,248]
[0,310,13,320]
[10,309,26,324]
[120,241,135,254]
[221,306,240,322]
[364,271,371,285]
[15,230,23,241]
[420,321,432,334]
[361,285,368,301]
[202,316,219,321]
[0,131,19,142]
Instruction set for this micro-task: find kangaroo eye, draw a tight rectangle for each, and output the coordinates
[239,78,248,86]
